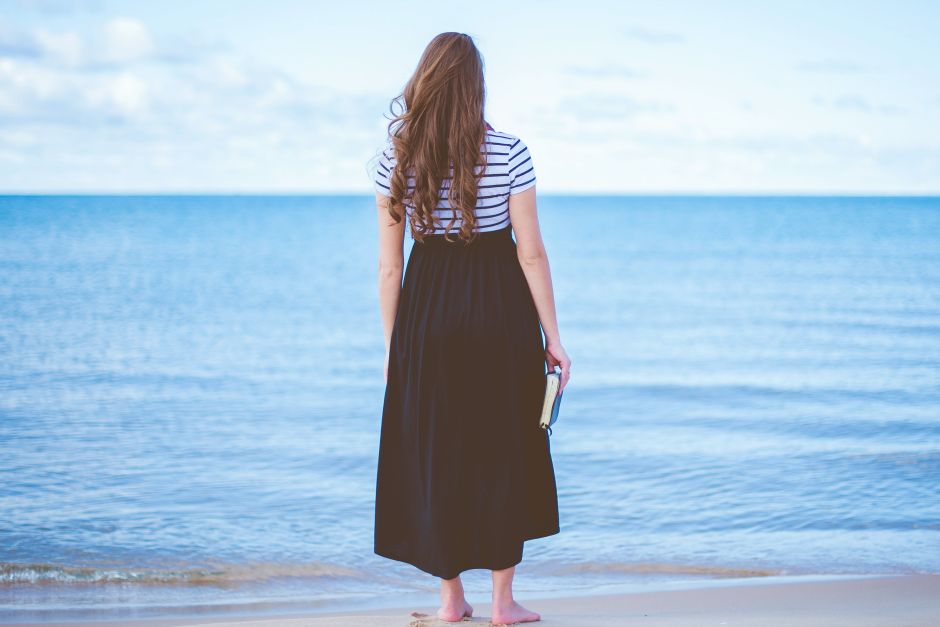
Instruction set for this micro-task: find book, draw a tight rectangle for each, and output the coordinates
[539,368,563,434]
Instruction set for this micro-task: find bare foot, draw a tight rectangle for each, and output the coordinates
[491,600,540,624]
[437,598,473,622]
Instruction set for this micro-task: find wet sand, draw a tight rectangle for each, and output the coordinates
[9,573,939,626]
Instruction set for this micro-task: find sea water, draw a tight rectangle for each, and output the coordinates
[1,194,938,622]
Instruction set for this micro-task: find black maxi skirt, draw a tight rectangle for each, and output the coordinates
[375,223,560,580]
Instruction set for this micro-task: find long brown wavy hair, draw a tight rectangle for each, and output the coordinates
[384,32,488,244]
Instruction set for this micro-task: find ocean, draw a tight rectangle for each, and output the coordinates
[1,194,938,622]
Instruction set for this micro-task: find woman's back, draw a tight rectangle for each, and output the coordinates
[373,129,537,235]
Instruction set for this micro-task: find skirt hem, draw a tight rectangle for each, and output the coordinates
[373,526,560,580]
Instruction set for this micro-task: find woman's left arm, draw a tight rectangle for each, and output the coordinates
[376,192,405,379]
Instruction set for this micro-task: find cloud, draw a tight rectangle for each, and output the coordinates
[88,71,149,115]
[524,92,678,145]
[563,64,645,79]
[0,16,223,72]
[551,93,675,119]
[833,95,872,111]
[103,17,153,63]
[621,25,684,44]
[0,55,150,124]
[0,21,42,57]
[0,18,209,125]
[35,29,83,66]
[812,94,906,115]
[796,60,866,74]
[0,14,390,190]
[14,0,103,15]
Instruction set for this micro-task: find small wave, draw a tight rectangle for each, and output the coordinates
[552,562,781,578]
[0,561,364,586]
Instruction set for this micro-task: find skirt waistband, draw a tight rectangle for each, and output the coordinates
[416,224,513,248]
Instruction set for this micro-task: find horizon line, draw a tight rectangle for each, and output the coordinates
[2,191,940,198]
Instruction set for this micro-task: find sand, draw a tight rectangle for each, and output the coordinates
[9,574,939,626]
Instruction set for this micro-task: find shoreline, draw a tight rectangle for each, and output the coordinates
[5,573,938,626]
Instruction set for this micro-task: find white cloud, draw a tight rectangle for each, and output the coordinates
[108,71,148,115]
[103,17,153,63]
[621,25,684,44]
[813,94,907,116]
[0,57,66,103]
[35,29,83,66]
[796,60,866,74]
[0,53,151,122]
[258,77,293,107]
[0,13,386,191]
[208,57,250,89]
[564,64,645,79]
[0,20,41,57]
[13,0,103,16]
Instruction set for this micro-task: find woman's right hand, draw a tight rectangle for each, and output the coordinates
[545,340,571,394]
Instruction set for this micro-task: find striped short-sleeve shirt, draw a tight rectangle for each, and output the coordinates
[372,129,537,235]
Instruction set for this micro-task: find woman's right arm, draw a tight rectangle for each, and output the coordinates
[509,186,571,393]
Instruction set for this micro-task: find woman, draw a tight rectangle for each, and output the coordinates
[372,32,571,625]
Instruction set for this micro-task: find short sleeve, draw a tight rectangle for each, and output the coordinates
[373,142,396,197]
[507,137,536,194]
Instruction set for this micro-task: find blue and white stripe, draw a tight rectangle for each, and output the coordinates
[373,130,537,235]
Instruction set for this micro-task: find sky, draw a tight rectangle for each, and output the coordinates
[1,0,938,194]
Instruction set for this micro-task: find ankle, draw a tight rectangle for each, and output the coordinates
[492,595,515,608]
